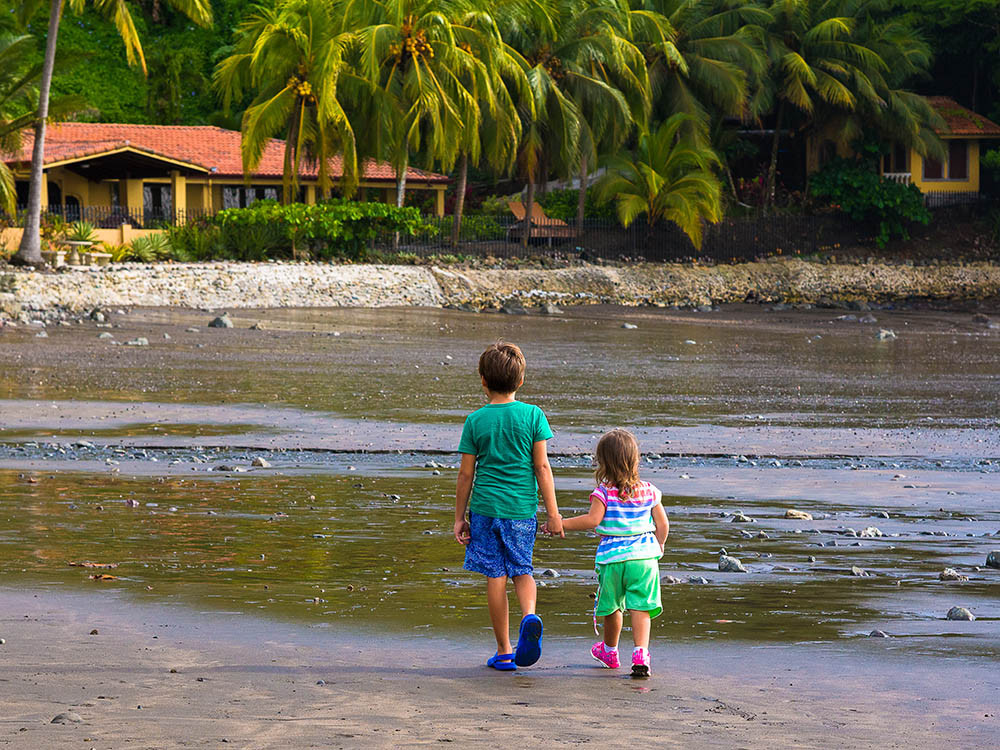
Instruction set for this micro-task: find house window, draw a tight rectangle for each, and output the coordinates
[144,185,173,222]
[924,157,943,180]
[222,186,279,208]
[883,144,909,174]
[948,141,968,180]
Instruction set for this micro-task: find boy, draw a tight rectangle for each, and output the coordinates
[454,341,562,671]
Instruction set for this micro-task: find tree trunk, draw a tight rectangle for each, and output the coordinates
[765,100,785,215]
[575,152,587,236]
[14,0,63,267]
[450,153,468,248]
[393,155,407,250]
[521,175,535,248]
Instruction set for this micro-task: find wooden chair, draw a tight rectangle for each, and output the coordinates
[506,200,577,244]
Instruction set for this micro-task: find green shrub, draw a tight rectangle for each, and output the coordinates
[438,214,505,241]
[128,233,174,262]
[165,221,223,261]
[537,187,616,221]
[65,220,97,242]
[809,158,930,248]
[212,199,431,260]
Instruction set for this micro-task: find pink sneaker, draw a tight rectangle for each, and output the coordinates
[590,641,620,669]
[631,647,651,678]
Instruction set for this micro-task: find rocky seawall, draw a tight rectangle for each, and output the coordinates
[2,259,1000,320]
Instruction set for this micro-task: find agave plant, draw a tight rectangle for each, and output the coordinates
[128,234,174,262]
[64,220,96,243]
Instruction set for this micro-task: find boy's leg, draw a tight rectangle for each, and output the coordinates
[486,576,512,654]
[512,573,536,617]
[629,610,651,649]
[603,610,623,648]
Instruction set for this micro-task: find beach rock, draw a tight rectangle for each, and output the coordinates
[719,554,747,573]
[209,314,234,328]
[687,576,710,585]
[683,339,697,345]
[868,630,889,638]
[97,331,113,339]
[539,568,560,578]
[539,303,563,315]
[621,322,638,329]
[163,332,171,340]
[35,330,48,338]
[249,322,266,330]
[661,575,682,585]
[877,328,897,340]
[875,511,890,519]
[251,457,271,468]
[859,526,884,538]
[859,313,878,324]
[850,566,869,577]
[214,464,238,472]
[986,551,1000,570]
[125,337,149,346]
[847,299,870,311]
[946,606,975,621]
[90,310,106,323]
[785,509,812,520]
[186,327,200,333]
[730,512,754,523]
[0,638,5,644]
[939,568,968,582]
[696,304,714,313]
[500,304,527,315]
[51,712,83,724]
[972,313,992,327]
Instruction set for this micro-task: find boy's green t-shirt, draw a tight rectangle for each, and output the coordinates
[458,401,553,520]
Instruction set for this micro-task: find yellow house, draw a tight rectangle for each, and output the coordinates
[810,97,1000,204]
[4,122,449,225]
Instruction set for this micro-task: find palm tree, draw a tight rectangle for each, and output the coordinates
[596,113,722,249]
[502,0,650,245]
[346,0,486,210]
[13,0,212,265]
[215,0,357,201]
[0,34,82,214]
[758,0,893,209]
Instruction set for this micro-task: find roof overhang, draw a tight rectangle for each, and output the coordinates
[41,145,210,179]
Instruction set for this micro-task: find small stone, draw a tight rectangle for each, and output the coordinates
[859,526,884,538]
[431,469,441,475]
[946,606,975,621]
[785,509,812,520]
[859,314,878,323]
[876,511,890,519]
[163,333,171,340]
[683,339,697,345]
[250,322,266,330]
[621,323,638,329]
[807,556,816,563]
[98,332,114,339]
[877,329,897,340]
[540,568,560,578]
[214,464,237,472]
[125,499,140,508]
[208,314,233,328]
[868,630,889,638]
[939,568,968,582]
[125,337,149,346]
[661,575,682,584]
[850,566,868,577]
[985,551,1000,570]
[91,310,106,323]
[51,712,83,724]
[730,512,754,523]
[185,327,200,333]
[539,304,563,315]
[89,629,99,635]
[251,457,271,468]
[316,679,326,686]
[35,330,48,338]
[719,554,747,573]
[500,304,527,315]
[0,638,5,645]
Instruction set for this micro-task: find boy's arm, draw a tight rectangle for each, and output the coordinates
[454,453,476,544]
[559,498,606,531]
[532,440,563,537]
[652,502,669,551]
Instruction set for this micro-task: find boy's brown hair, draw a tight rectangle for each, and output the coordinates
[595,429,641,498]
[478,341,526,394]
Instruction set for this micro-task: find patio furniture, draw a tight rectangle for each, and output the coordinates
[506,200,577,244]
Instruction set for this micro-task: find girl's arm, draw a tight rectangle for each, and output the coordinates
[454,453,476,544]
[559,497,606,532]
[533,440,563,537]
[652,502,669,551]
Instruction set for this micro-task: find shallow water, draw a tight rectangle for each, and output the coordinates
[0,305,998,658]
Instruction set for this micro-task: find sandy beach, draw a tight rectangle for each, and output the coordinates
[1,588,997,749]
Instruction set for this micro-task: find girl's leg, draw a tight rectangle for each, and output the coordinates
[603,610,623,648]
[629,610,651,650]
[486,576,512,654]
[512,574,537,617]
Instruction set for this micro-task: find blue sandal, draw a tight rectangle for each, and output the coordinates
[487,652,516,671]
[514,614,543,667]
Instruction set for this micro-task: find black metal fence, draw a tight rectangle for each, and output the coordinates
[386,213,866,263]
[12,205,213,229]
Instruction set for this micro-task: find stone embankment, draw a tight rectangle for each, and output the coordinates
[2,259,1000,319]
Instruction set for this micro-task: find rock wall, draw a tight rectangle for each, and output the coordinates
[3,259,1000,316]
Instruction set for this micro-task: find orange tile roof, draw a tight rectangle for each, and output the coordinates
[6,122,449,183]
[926,97,1000,137]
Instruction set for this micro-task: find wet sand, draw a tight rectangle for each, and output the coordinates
[2,589,997,749]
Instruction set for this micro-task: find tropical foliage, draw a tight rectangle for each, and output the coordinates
[10,0,998,256]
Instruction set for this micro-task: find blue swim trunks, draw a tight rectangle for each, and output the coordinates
[464,512,537,579]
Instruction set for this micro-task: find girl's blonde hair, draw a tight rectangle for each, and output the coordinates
[594,429,641,498]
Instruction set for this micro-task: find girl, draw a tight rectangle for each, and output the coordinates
[547,429,668,677]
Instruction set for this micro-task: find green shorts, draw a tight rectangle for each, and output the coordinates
[595,558,662,618]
